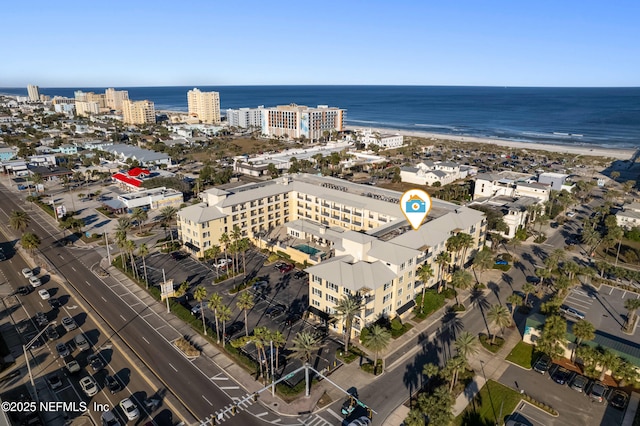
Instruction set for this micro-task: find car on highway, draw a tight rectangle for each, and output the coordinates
[610,390,629,409]
[104,375,122,394]
[38,289,50,300]
[46,373,63,390]
[587,381,608,403]
[559,304,585,320]
[47,297,61,309]
[87,354,104,372]
[550,366,572,385]
[569,374,588,392]
[15,286,31,296]
[533,354,551,374]
[46,326,60,341]
[62,316,77,331]
[29,276,42,288]
[119,398,140,421]
[284,312,302,327]
[74,333,90,351]
[22,268,34,278]
[55,343,70,358]
[265,304,287,318]
[80,376,99,397]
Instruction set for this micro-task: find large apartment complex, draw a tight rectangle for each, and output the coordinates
[122,100,156,125]
[27,84,40,101]
[261,104,345,141]
[105,88,130,111]
[226,107,264,129]
[187,88,221,124]
[177,174,486,336]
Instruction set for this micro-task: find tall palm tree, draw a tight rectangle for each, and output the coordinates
[506,293,523,322]
[571,319,595,361]
[217,304,232,348]
[457,233,474,268]
[435,251,451,291]
[236,291,255,337]
[288,331,321,364]
[454,331,479,362]
[237,238,250,276]
[253,327,271,380]
[487,304,511,344]
[125,240,137,279]
[522,283,536,306]
[204,245,221,278]
[361,324,391,375]
[271,329,286,371]
[159,206,178,243]
[450,270,473,306]
[334,296,363,353]
[416,263,434,313]
[598,349,621,381]
[21,232,41,252]
[230,226,242,274]
[138,243,149,288]
[114,217,132,244]
[208,292,223,342]
[131,207,148,234]
[444,355,467,392]
[472,249,493,284]
[10,211,30,231]
[445,235,461,269]
[194,286,208,336]
[219,232,230,267]
[624,298,640,332]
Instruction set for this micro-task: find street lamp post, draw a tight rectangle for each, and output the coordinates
[479,360,498,425]
[146,265,170,313]
[24,321,57,405]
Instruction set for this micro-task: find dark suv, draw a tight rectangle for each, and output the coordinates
[533,354,551,374]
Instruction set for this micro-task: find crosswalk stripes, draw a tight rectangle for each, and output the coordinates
[207,397,256,424]
[297,414,333,425]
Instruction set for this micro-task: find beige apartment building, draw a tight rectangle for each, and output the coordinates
[27,84,40,101]
[261,104,345,141]
[75,101,100,117]
[187,88,221,124]
[105,88,129,111]
[122,100,156,125]
[177,174,486,335]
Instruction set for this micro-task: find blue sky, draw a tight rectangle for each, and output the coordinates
[2,0,639,87]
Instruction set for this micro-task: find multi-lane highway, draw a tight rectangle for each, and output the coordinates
[0,183,261,425]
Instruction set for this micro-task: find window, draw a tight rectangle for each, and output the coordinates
[343,288,351,296]
[326,282,338,292]
[408,271,413,277]
[383,293,392,303]
[312,288,322,297]
[397,288,403,296]
[326,294,338,304]
[312,299,320,307]
[383,282,391,291]
[408,258,413,266]
[399,276,403,284]
[313,275,322,284]
[397,301,402,307]
[400,262,405,271]
[382,306,391,314]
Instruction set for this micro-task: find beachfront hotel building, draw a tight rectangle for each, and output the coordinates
[187,88,221,124]
[226,107,264,129]
[261,104,345,141]
[122,100,156,125]
[177,174,486,335]
[27,84,40,102]
[75,101,100,117]
[105,88,130,111]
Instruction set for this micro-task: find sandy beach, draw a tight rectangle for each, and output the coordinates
[347,125,637,160]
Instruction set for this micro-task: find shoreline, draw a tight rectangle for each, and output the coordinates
[346,125,637,160]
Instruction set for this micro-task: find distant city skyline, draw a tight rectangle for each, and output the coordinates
[2,0,639,87]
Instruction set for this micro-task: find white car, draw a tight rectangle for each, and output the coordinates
[22,268,34,278]
[79,376,99,397]
[119,398,140,421]
[215,258,232,269]
[29,276,42,287]
[38,289,50,300]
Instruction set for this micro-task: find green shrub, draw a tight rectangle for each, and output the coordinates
[493,263,511,271]
[361,360,383,375]
[359,327,370,344]
[452,304,466,312]
[479,334,504,353]
[534,234,547,244]
[390,317,403,331]
[442,288,457,300]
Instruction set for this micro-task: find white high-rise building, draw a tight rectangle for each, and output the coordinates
[187,88,221,124]
[105,88,129,111]
[27,85,40,102]
[226,107,264,129]
[261,104,345,141]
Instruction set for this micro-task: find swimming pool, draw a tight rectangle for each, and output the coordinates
[293,244,321,256]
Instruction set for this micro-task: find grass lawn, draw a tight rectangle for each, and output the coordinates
[413,290,446,320]
[453,380,522,426]
[506,341,535,369]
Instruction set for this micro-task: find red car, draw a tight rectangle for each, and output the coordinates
[279,264,294,274]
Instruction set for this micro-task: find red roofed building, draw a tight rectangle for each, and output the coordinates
[112,168,150,191]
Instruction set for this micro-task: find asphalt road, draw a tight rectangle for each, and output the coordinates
[0,184,261,425]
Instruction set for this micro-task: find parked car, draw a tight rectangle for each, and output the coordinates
[80,376,99,397]
[294,271,308,279]
[495,259,508,265]
[252,281,268,291]
[22,268,34,278]
[284,313,302,327]
[279,264,294,274]
[62,316,77,331]
[273,262,285,270]
[48,298,61,309]
[100,410,122,426]
[224,321,244,339]
[88,354,104,372]
[550,366,572,385]
[104,375,122,394]
[119,398,140,421]
[533,354,551,374]
[29,276,42,288]
[190,304,203,316]
[265,304,287,318]
[16,286,31,296]
[38,289,50,300]
[74,333,90,351]
[215,258,232,269]
[35,312,49,327]
[567,211,576,218]
[46,326,60,341]
[63,355,81,374]
[559,304,585,320]
[55,343,70,358]
[47,373,63,390]
[587,381,608,403]
[569,374,588,392]
[525,276,541,284]
[171,251,186,260]
[610,390,629,409]
[347,416,371,426]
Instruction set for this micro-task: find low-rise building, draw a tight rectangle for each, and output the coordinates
[359,129,404,149]
[401,161,462,186]
[102,144,171,167]
[117,186,183,212]
[111,167,151,191]
[226,107,264,129]
[473,171,549,203]
[616,202,640,230]
[538,172,572,192]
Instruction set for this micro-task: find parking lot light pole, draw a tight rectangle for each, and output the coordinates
[24,321,56,406]
[479,360,498,425]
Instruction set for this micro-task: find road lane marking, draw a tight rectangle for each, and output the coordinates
[256,412,268,417]
[168,362,178,372]
[202,395,213,406]
[211,374,229,380]
[71,266,76,271]
[141,336,150,344]
[119,315,126,321]
[84,280,91,287]
[219,386,239,390]
[101,297,107,303]
[326,408,342,422]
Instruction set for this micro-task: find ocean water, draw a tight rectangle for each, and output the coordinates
[2,85,639,148]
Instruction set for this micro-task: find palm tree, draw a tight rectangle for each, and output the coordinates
[538,314,567,359]
[204,245,221,278]
[131,207,148,234]
[230,226,242,274]
[404,408,425,426]
[138,243,149,288]
[236,292,255,337]
[253,327,271,379]
[10,211,30,231]
[21,232,41,252]
[208,292,223,342]
[444,355,467,392]
[114,217,132,245]
[598,349,621,381]
[472,249,493,283]
[454,331,479,361]
[445,235,461,269]
[361,325,391,375]
[288,331,321,364]
[624,298,640,331]
[522,283,536,306]
[125,240,137,279]
[457,233,474,268]
[435,251,451,291]
[219,232,230,267]
[416,263,434,313]
[487,304,511,344]
[159,206,178,243]
[506,293,523,322]
[194,286,208,336]
[561,260,580,282]
[571,319,595,361]
[450,270,473,306]
[271,330,286,371]
[237,238,250,276]
[217,305,232,348]
[334,296,363,353]
[548,248,566,267]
